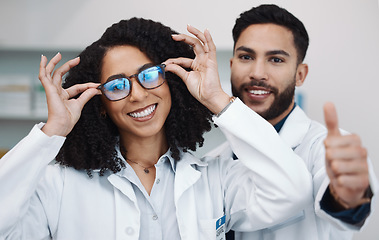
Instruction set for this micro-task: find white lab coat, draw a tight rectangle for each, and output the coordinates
[0,99,313,240]
[210,105,378,240]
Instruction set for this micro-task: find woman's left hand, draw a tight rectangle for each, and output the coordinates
[164,25,230,115]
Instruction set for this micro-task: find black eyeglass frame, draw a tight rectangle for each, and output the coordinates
[97,64,166,101]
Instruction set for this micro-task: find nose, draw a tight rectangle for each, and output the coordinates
[249,60,268,81]
[129,79,148,102]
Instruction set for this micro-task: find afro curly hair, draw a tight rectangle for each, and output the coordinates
[56,18,213,177]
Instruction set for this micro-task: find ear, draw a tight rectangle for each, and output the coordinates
[295,63,308,87]
[100,105,108,118]
[230,57,234,68]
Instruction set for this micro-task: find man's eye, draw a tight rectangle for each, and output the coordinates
[239,55,253,60]
[270,57,284,63]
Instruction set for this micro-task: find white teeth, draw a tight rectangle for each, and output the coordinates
[129,105,156,118]
[250,90,269,95]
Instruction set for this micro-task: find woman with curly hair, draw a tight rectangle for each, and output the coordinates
[56,18,213,177]
[0,18,312,239]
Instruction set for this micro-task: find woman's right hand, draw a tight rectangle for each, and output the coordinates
[39,53,100,137]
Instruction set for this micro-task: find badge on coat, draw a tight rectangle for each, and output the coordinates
[216,215,226,240]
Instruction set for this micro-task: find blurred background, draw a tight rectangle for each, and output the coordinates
[0,0,378,239]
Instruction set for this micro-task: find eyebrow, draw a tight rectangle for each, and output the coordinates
[138,63,155,72]
[105,63,155,83]
[106,74,126,83]
[235,46,290,57]
[235,46,255,54]
[266,50,290,57]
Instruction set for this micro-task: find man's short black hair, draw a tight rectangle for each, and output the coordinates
[232,4,309,63]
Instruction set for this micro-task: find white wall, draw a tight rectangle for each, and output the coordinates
[0,0,378,239]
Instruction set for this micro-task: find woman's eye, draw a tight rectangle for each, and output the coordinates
[105,80,125,91]
[113,83,124,91]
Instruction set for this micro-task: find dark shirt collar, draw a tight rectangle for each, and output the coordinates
[232,103,296,160]
[273,103,297,133]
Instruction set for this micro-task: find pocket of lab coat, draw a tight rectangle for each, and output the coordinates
[199,217,226,240]
[266,210,305,232]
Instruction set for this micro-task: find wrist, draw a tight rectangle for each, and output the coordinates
[329,184,372,210]
[42,120,71,137]
[215,96,236,117]
[204,93,231,115]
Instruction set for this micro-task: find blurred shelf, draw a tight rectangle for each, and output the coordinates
[0,114,47,121]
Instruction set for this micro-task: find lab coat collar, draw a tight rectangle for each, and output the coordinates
[279,106,312,150]
[107,147,207,203]
[178,150,208,167]
[174,151,208,204]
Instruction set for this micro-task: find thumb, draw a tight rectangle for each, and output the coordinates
[324,102,341,137]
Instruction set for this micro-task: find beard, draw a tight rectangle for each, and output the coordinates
[231,77,296,121]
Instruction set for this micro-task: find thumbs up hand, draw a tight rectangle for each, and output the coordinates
[324,102,371,209]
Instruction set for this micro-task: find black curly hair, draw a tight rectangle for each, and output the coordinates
[56,18,213,177]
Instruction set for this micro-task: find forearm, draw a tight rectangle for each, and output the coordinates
[0,123,65,234]
[214,99,313,228]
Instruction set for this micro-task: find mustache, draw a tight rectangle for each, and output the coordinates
[240,80,279,95]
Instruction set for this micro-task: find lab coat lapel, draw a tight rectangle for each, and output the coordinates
[279,106,312,150]
[174,152,206,202]
[108,172,140,240]
[108,169,137,202]
[174,153,206,240]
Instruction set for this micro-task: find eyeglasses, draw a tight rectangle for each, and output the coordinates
[97,64,166,101]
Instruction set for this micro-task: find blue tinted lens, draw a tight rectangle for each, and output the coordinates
[102,78,131,101]
[138,65,165,89]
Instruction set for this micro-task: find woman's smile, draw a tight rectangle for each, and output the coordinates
[128,104,157,121]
